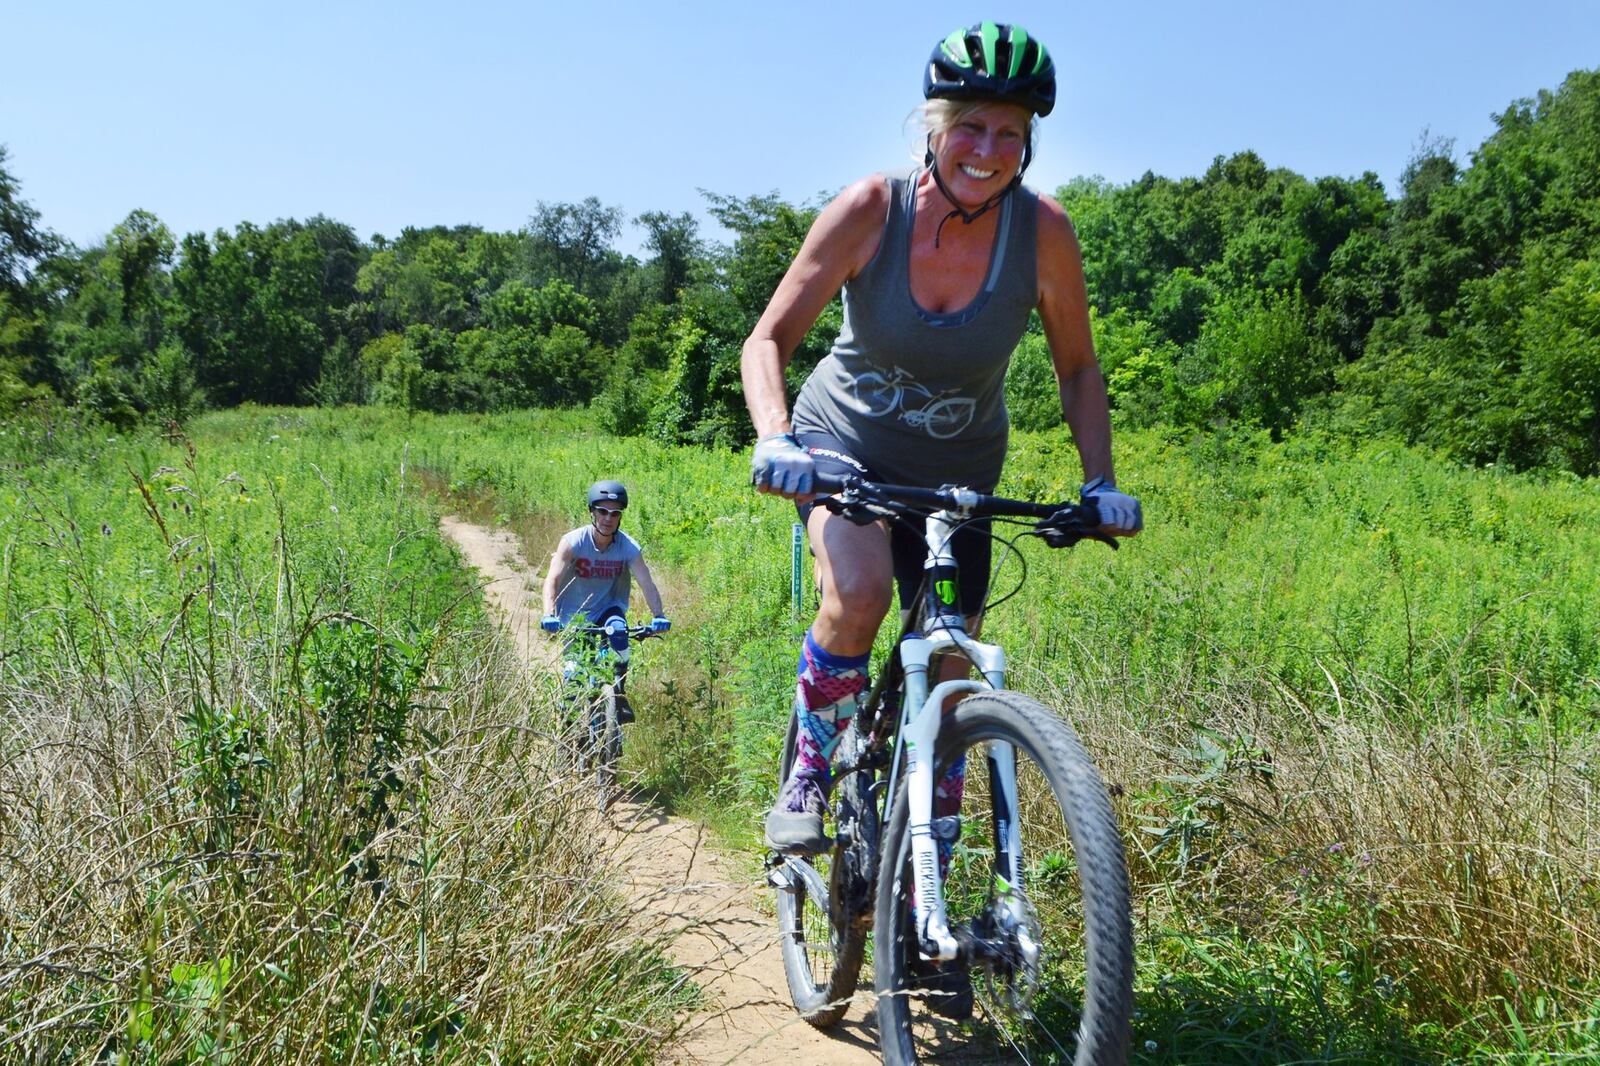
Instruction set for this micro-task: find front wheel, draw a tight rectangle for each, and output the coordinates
[875,691,1133,1065]
[592,689,621,811]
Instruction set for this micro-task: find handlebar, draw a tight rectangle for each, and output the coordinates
[566,623,663,639]
[810,472,1116,550]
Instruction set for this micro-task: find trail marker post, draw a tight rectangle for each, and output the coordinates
[791,522,804,619]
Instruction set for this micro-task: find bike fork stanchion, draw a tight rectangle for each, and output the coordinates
[985,740,1031,935]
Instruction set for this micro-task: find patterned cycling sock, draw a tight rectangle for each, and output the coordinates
[787,630,869,789]
[934,752,967,877]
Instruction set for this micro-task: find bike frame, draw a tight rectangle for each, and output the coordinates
[885,504,1031,965]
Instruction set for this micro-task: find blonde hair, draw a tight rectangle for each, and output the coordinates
[910,98,1039,161]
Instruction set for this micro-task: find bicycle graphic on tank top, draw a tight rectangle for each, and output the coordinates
[851,366,977,440]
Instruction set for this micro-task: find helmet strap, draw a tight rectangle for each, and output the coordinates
[924,136,1032,248]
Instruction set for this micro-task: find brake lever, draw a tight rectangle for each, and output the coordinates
[821,493,889,527]
[1033,502,1120,550]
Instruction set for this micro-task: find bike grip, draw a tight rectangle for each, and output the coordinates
[811,471,852,494]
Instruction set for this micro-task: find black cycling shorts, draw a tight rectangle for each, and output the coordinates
[794,430,993,617]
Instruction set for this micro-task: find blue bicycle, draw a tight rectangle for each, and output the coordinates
[560,621,662,811]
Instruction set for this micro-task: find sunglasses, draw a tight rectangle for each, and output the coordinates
[591,506,624,517]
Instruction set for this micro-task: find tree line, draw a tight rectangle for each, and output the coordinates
[2,68,1596,475]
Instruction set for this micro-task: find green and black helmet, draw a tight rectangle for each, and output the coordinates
[924,21,1055,117]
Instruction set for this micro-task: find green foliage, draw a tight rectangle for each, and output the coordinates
[172,217,360,406]
[1328,244,1600,474]
[636,209,702,304]
[648,305,748,446]
[141,339,207,423]
[1198,287,1328,435]
[177,696,271,847]
[1133,727,1274,877]
[74,354,142,429]
[6,70,1600,471]
[309,335,364,407]
[592,363,658,436]
[700,190,819,325]
[0,146,66,403]
[1093,307,1186,427]
[1003,330,1059,431]
[524,198,624,295]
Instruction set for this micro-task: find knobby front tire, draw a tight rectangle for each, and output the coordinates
[593,689,622,812]
[773,715,875,1028]
[874,691,1133,1065]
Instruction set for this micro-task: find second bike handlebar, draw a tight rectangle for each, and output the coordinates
[565,622,664,640]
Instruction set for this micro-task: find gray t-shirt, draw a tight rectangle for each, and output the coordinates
[792,170,1040,490]
[552,526,641,624]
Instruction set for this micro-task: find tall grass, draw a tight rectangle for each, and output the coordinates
[0,410,691,1063]
[10,405,1594,1062]
[995,426,1600,1061]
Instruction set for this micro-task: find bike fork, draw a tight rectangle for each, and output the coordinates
[896,630,1013,963]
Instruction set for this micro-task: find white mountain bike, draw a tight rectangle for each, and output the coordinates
[767,473,1134,1064]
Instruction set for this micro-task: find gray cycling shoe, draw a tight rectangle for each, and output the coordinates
[764,774,830,854]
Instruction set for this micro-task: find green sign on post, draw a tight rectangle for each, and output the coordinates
[791,522,804,618]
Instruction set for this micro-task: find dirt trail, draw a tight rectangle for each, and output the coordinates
[438,516,882,1065]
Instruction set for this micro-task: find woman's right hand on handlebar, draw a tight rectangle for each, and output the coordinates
[751,433,816,497]
[541,613,561,633]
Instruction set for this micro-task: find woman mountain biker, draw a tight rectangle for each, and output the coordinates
[741,21,1143,857]
[540,480,670,722]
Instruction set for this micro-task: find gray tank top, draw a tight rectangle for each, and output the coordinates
[792,170,1039,490]
[552,526,641,625]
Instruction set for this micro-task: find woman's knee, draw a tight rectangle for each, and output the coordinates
[819,570,892,631]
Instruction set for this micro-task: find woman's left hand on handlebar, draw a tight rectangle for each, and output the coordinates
[1081,477,1143,535]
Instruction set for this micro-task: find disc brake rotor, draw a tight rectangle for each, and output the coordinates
[978,888,1043,1021]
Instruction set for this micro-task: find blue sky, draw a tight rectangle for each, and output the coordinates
[4,0,1597,256]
